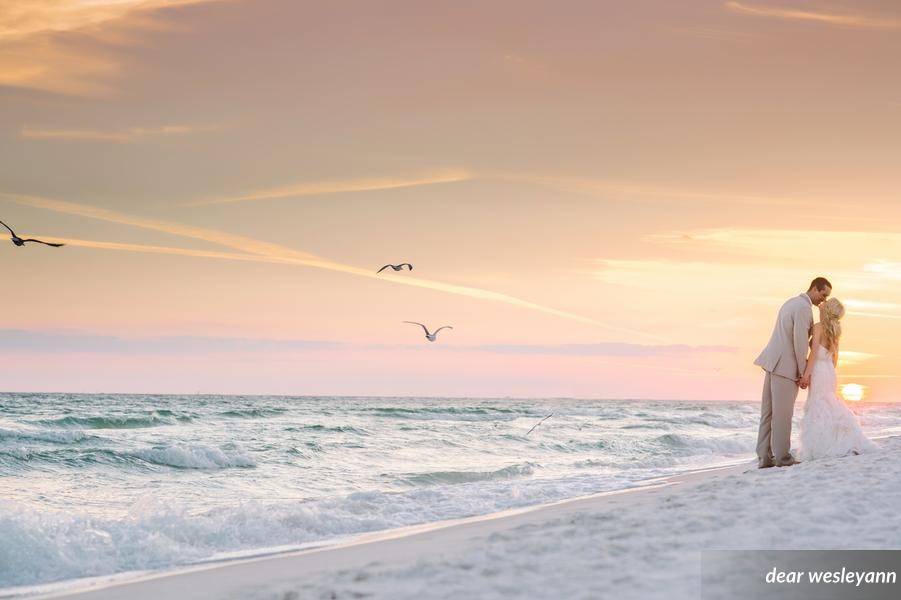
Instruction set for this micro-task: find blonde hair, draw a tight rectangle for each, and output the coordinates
[820,297,845,355]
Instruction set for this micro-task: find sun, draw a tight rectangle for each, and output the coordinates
[841,383,865,402]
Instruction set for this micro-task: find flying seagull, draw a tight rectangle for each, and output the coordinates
[377,263,413,274]
[526,413,554,435]
[403,321,453,342]
[1,220,64,248]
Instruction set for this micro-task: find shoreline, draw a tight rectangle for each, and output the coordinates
[10,435,901,600]
[33,459,753,600]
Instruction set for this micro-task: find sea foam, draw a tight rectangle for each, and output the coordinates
[2,394,898,592]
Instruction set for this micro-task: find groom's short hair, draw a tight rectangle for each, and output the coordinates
[808,277,832,291]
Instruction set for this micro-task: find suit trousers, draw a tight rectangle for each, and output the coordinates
[756,371,799,467]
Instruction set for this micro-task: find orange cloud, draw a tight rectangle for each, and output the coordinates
[0,35,118,95]
[0,1,211,41]
[0,1,221,95]
[725,1,901,29]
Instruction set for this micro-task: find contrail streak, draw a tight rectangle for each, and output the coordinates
[36,237,266,261]
[3,192,667,341]
[2,193,318,260]
[184,170,471,206]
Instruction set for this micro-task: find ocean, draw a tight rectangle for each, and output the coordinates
[2,393,899,592]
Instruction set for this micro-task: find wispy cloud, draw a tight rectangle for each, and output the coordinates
[592,258,803,292]
[20,124,219,143]
[0,329,341,355]
[725,1,901,30]
[591,258,885,306]
[503,173,819,207]
[649,229,901,273]
[185,170,471,206]
[0,38,119,96]
[470,342,736,357]
[839,350,879,365]
[0,1,221,95]
[669,26,754,43]
[595,228,901,338]
[843,299,901,311]
[0,329,731,361]
[864,261,901,279]
[2,193,664,340]
[0,1,214,41]
[848,311,901,320]
[651,228,901,249]
[843,298,901,321]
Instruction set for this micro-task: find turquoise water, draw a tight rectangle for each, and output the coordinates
[2,393,898,591]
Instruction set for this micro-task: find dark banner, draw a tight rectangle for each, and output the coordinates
[701,550,901,600]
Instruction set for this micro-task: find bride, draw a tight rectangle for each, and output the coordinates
[798,297,876,461]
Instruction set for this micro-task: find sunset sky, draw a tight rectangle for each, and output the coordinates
[1,0,900,399]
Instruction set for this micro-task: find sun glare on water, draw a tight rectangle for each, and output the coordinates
[841,383,865,402]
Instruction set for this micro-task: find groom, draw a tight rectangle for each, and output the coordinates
[754,277,832,468]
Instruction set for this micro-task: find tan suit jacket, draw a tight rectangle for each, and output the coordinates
[754,294,813,380]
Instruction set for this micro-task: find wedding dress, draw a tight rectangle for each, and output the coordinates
[798,346,876,461]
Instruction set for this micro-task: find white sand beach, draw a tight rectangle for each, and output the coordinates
[44,435,901,600]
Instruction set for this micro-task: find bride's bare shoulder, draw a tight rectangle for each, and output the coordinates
[810,322,824,341]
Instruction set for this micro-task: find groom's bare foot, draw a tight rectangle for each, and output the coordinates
[776,457,800,467]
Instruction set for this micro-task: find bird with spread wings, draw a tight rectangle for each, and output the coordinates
[403,321,453,342]
[1,220,65,248]
[377,263,413,274]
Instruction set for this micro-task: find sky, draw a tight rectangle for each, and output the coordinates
[1,0,900,400]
